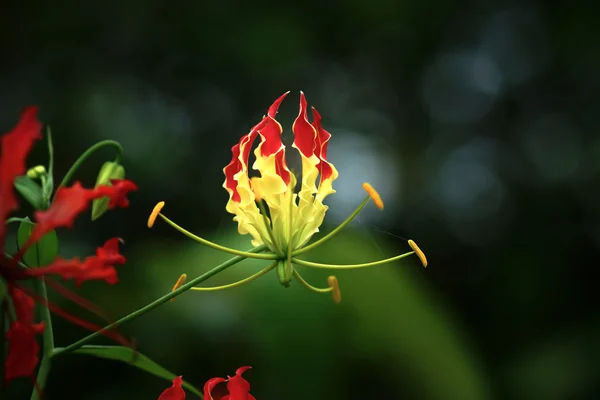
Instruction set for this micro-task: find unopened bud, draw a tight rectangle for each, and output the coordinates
[26,165,47,179]
[91,161,125,221]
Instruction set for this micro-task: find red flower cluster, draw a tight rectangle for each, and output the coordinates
[0,107,138,383]
[158,367,256,400]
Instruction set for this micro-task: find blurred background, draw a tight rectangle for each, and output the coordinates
[1,0,600,398]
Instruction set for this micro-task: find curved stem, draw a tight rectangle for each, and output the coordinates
[293,269,331,293]
[52,245,266,356]
[191,261,277,292]
[292,251,415,270]
[53,140,123,201]
[159,214,278,260]
[293,196,370,256]
[5,217,35,225]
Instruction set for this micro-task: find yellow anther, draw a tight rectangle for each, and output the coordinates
[408,240,427,268]
[327,276,341,304]
[250,177,263,201]
[147,201,165,228]
[170,273,187,302]
[362,182,384,210]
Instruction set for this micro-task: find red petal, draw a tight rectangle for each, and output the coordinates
[310,108,335,182]
[0,107,42,248]
[4,286,45,383]
[158,376,186,400]
[19,180,136,255]
[25,238,126,285]
[226,366,254,399]
[291,92,317,158]
[204,377,227,400]
[97,179,138,209]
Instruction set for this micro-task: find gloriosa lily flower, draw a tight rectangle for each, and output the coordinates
[0,107,138,383]
[148,92,427,302]
[158,367,255,400]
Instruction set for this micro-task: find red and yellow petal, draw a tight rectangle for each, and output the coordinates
[0,106,43,248]
[158,376,186,400]
[290,93,338,248]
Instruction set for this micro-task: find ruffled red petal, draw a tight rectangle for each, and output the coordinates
[18,180,136,255]
[25,238,126,285]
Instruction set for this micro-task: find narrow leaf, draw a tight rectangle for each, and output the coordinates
[58,345,203,398]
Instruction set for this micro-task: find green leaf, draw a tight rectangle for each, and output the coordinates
[59,345,203,398]
[16,217,59,267]
[14,176,45,210]
[91,162,125,221]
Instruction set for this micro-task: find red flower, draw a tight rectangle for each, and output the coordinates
[157,367,256,400]
[0,107,138,384]
[204,366,256,400]
[158,376,186,400]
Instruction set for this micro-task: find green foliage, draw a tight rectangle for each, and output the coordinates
[62,345,203,398]
[14,176,45,211]
[16,217,59,267]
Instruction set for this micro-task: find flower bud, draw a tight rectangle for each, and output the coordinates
[26,165,47,179]
[91,161,125,221]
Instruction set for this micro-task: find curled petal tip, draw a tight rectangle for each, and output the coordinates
[170,273,188,302]
[362,182,384,210]
[148,201,165,228]
[327,276,341,304]
[408,240,427,268]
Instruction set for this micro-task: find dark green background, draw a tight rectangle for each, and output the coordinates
[1,0,599,398]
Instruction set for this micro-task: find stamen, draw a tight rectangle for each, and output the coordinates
[362,182,384,210]
[327,276,341,303]
[170,273,187,302]
[147,201,165,228]
[190,261,277,292]
[292,250,415,270]
[292,195,371,256]
[408,240,427,268]
[155,211,278,260]
[292,269,332,294]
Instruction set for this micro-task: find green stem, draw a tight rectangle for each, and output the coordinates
[52,245,266,357]
[293,196,370,256]
[31,278,54,400]
[53,140,123,201]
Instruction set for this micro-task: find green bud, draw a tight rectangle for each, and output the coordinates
[276,260,293,287]
[91,161,125,221]
[26,165,47,179]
